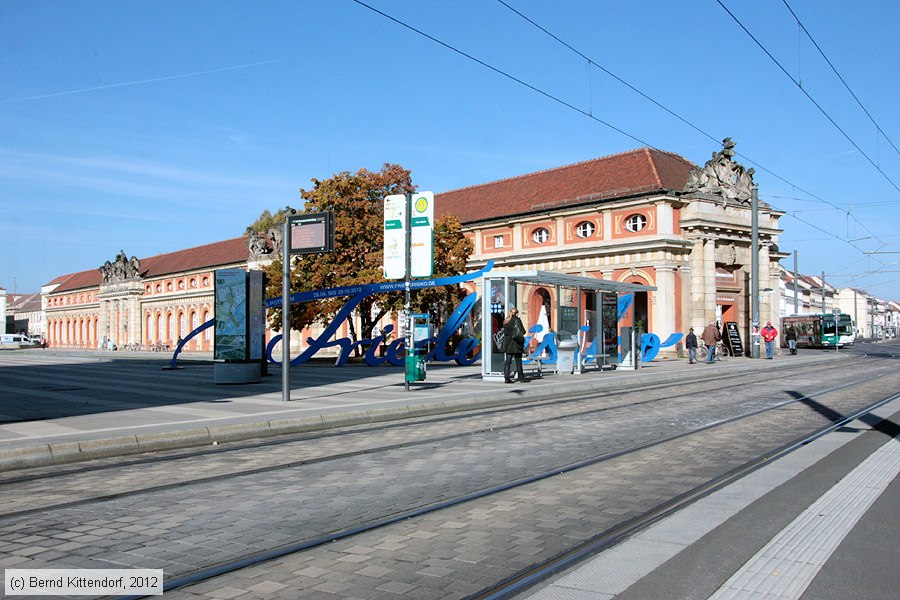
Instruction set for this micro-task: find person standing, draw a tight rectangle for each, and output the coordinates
[786,325,798,355]
[761,321,778,359]
[503,307,527,383]
[701,321,720,364]
[685,327,698,364]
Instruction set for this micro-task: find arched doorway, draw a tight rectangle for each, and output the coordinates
[529,287,552,334]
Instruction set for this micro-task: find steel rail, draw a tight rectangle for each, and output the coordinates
[0,356,866,487]
[1,360,887,520]
[107,373,899,600]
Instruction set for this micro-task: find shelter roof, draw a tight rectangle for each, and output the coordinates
[435,147,695,224]
[484,270,656,293]
[47,237,249,293]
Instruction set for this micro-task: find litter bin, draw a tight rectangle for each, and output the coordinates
[405,349,426,383]
[557,339,577,374]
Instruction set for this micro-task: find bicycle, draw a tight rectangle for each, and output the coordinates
[714,341,729,361]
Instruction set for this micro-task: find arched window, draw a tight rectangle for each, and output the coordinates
[156,313,163,342]
[624,214,647,232]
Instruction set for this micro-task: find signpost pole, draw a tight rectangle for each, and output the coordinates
[282,216,292,402]
[404,191,412,392]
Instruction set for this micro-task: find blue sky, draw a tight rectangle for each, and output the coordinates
[2,0,898,301]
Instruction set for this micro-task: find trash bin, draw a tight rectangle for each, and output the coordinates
[557,339,577,374]
[405,349,426,383]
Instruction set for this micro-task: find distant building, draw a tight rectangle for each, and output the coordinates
[4,292,42,337]
[0,287,6,335]
[43,239,249,350]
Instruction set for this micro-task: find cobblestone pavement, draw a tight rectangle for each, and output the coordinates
[0,360,868,516]
[164,373,899,599]
[0,357,895,597]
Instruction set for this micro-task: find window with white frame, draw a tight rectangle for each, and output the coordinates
[624,214,647,232]
[493,235,506,248]
[531,227,550,244]
[575,221,595,238]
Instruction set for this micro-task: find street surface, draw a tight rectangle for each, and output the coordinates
[0,340,896,599]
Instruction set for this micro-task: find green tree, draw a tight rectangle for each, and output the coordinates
[244,207,292,235]
[258,164,472,351]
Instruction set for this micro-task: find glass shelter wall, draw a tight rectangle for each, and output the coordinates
[481,271,655,380]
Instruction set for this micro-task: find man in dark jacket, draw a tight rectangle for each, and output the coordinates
[786,325,798,355]
[685,327,698,364]
[503,307,527,383]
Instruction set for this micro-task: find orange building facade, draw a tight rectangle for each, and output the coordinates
[436,143,787,356]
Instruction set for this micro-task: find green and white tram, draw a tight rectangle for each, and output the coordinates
[781,313,854,348]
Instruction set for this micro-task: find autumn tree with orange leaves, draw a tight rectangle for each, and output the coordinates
[255,163,472,350]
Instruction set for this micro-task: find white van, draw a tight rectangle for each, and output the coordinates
[0,334,37,347]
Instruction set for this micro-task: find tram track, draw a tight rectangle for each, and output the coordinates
[78,367,898,599]
[0,358,891,519]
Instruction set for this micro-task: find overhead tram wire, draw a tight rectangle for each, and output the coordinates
[493,0,891,251]
[494,0,720,148]
[781,0,900,160]
[349,0,655,151]
[714,0,900,196]
[350,0,888,272]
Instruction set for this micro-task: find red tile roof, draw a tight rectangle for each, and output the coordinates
[435,147,695,224]
[47,237,249,293]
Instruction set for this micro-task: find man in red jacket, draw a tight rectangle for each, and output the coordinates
[761,321,778,359]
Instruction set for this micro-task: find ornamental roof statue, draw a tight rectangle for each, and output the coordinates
[99,250,142,284]
[684,137,754,204]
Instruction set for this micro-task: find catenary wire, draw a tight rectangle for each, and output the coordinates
[492,1,892,257]
[350,0,890,284]
[714,0,900,195]
[781,0,900,160]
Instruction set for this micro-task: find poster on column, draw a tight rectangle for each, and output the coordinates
[214,269,247,360]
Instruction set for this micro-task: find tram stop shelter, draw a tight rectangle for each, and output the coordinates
[481,271,656,381]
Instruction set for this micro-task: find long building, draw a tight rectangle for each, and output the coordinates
[41,140,788,357]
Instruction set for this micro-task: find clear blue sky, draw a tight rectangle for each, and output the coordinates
[2,0,898,301]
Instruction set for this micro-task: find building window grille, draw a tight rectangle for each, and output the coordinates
[625,214,647,232]
[575,221,595,238]
[494,235,506,248]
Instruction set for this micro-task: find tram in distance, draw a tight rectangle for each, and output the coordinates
[781,313,854,348]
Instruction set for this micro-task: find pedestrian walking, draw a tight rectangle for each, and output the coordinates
[786,325,798,355]
[502,306,527,383]
[701,321,720,364]
[761,321,778,359]
[685,327,698,364]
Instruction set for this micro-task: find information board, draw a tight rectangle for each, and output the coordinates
[289,212,333,255]
[724,321,743,357]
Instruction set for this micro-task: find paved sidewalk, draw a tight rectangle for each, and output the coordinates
[0,348,842,470]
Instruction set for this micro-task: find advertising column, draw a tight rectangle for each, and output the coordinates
[214,268,265,384]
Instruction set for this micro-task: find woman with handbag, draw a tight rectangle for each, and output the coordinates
[503,307,527,383]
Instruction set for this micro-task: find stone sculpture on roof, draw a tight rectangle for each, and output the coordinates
[684,137,755,204]
[99,250,142,283]
[247,228,283,260]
